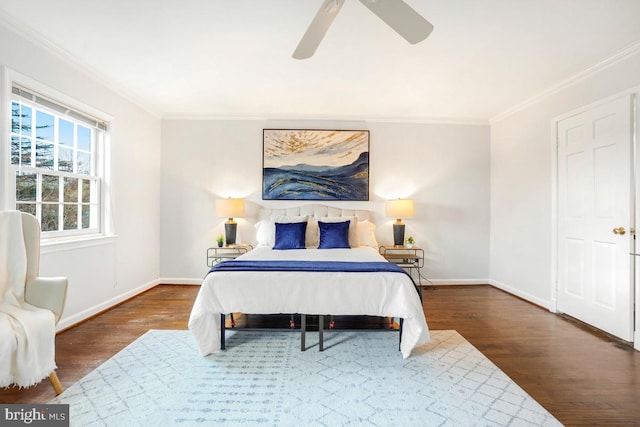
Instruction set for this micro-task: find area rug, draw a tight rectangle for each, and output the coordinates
[51,329,561,426]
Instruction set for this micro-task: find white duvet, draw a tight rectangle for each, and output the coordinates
[188,246,430,358]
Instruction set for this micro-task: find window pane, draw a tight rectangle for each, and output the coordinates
[15,172,37,201]
[21,105,32,136]
[77,151,91,175]
[16,203,36,217]
[42,175,59,202]
[11,102,20,134]
[63,177,78,202]
[21,137,32,166]
[41,204,58,232]
[59,119,74,147]
[58,147,74,172]
[36,110,54,141]
[63,205,78,230]
[81,179,90,203]
[35,141,54,169]
[78,126,91,151]
[11,136,20,165]
[82,205,91,228]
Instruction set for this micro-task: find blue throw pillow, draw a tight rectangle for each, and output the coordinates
[273,221,307,250]
[318,220,351,249]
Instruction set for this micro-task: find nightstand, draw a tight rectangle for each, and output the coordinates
[206,244,253,267]
[379,245,424,285]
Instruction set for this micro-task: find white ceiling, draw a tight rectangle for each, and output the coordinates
[2,0,640,122]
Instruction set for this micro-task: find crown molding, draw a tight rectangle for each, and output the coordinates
[490,40,640,124]
[0,11,161,118]
[161,112,489,126]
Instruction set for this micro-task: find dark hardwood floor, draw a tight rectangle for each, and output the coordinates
[1,284,639,426]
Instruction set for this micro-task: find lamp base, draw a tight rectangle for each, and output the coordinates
[225,220,237,245]
[392,222,405,247]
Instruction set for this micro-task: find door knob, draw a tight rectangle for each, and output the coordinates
[613,227,626,235]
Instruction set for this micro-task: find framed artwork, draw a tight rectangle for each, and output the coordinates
[262,129,370,201]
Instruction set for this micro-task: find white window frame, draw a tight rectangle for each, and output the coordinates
[1,67,113,244]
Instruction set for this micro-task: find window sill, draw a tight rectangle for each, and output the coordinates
[41,234,117,254]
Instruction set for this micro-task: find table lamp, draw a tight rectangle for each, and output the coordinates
[216,197,245,245]
[385,198,414,246]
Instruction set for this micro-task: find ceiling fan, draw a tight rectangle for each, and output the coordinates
[292,0,434,59]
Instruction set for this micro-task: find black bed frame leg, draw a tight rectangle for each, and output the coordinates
[319,315,324,352]
[220,313,226,350]
[301,314,306,351]
[398,318,403,351]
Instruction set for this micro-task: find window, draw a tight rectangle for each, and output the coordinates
[10,85,108,237]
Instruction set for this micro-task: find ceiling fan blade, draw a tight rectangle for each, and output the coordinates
[293,0,345,59]
[358,0,433,44]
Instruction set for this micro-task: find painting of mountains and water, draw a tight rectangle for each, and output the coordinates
[263,129,369,200]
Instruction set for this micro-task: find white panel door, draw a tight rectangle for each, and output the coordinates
[557,95,634,341]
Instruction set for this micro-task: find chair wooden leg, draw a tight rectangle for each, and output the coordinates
[49,371,63,395]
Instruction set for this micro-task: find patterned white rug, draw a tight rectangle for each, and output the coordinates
[51,329,561,426]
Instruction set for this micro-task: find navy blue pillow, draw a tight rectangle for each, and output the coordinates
[318,220,351,249]
[273,221,307,250]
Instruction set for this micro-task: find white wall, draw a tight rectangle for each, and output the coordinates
[0,20,162,330]
[160,119,490,284]
[490,48,640,310]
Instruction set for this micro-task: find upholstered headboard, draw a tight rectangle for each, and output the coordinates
[253,204,378,248]
[257,204,371,222]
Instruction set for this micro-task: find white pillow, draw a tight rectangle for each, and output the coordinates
[255,220,275,247]
[357,220,379,248]
[319,216,360,248]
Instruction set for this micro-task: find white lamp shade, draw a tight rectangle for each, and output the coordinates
[385,199,414,219]
[216,198,245,218]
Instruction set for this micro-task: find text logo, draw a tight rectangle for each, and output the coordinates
[0,405,69,426]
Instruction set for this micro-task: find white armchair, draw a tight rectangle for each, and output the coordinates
[0,211,68,394]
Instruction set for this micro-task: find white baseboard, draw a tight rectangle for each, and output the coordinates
[158,277,202,285]
[489,279,553,310]
[56,279,159,331]
[635,331,640,352]
[421,278,491,286]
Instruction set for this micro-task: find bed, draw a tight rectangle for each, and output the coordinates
[188,205,430,358]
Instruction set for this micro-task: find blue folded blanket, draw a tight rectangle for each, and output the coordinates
[209,260,406,274]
